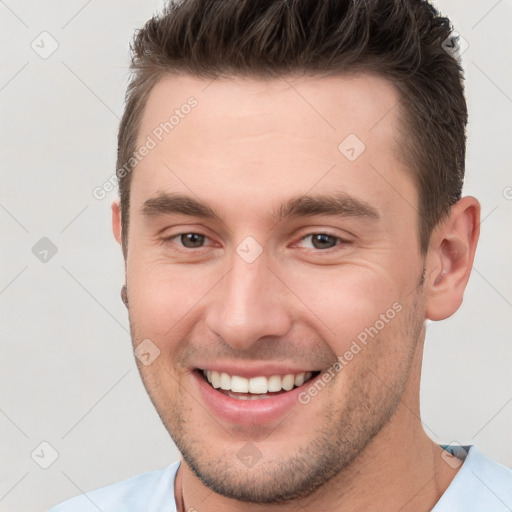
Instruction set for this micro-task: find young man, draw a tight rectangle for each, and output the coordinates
[50,0,511,510]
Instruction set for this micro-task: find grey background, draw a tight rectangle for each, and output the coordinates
[0,1,511,511]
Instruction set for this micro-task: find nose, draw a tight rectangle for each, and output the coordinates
[204,251,293,351]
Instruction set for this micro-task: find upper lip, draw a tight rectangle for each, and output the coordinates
[194,363,321,378]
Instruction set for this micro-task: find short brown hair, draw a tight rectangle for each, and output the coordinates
[116,0,467,256]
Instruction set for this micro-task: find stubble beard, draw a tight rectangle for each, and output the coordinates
[130,293,425,504]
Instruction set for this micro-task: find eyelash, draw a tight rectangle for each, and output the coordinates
[162,231,350,252]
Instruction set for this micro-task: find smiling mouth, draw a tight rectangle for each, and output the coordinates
[197,369,321,400]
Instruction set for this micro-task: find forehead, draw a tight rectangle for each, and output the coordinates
[138,72,401,148]
[131,72,415,223]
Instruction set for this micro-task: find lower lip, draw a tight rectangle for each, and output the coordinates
[192,371,318,426]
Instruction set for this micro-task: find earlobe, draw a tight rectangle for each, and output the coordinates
[111,200,123,245]
[425,197,480,321]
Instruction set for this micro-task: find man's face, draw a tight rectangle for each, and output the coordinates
[118,73,428,502]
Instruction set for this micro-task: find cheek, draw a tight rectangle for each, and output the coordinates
[284,262,405,353]
[126,252,217,341]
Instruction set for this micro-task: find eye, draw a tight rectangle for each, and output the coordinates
[297,233,347,250]
[163,231,348,252]
[165,232,212,249]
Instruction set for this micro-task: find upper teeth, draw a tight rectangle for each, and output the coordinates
[204,370,313,394]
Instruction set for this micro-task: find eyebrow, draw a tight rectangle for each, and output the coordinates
[141,193,222,221]
[140,192,379,223]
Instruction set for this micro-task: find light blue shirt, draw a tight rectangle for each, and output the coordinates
[48,446,512,511]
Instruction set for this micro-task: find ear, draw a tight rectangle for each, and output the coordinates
[111,199,123,246]
[425,196,480,321]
